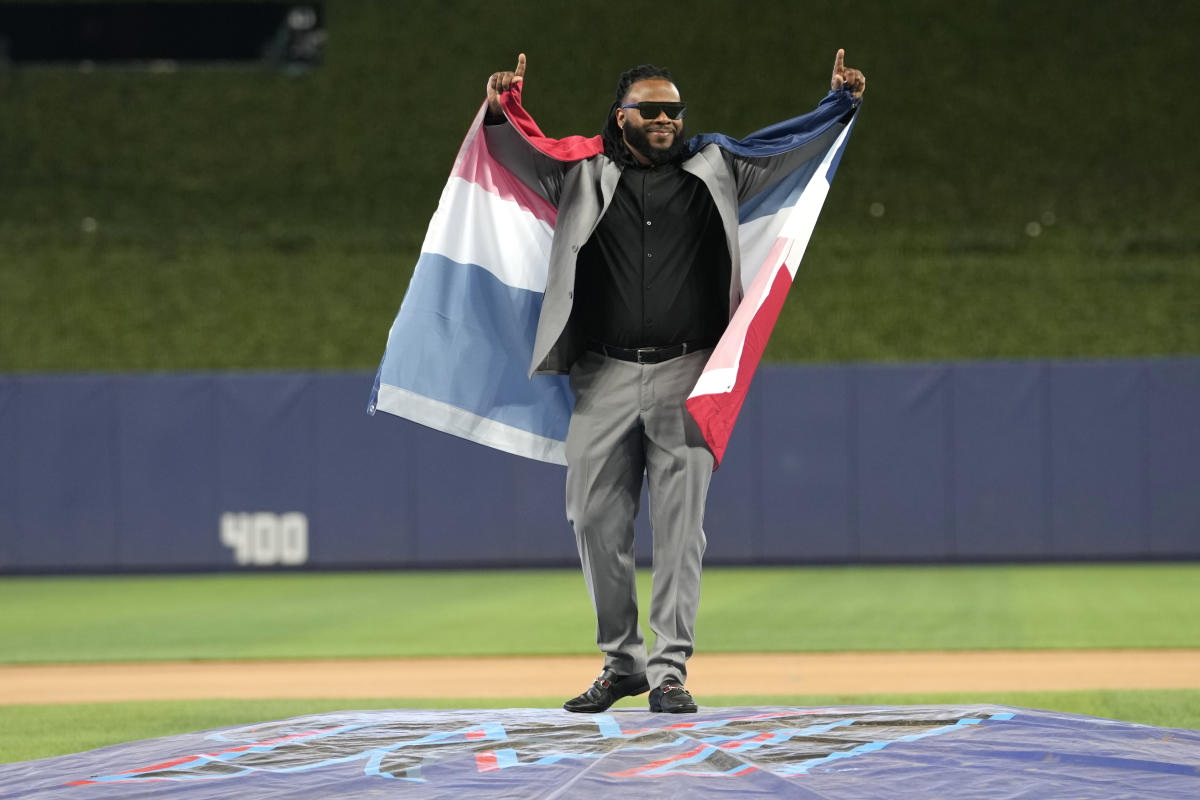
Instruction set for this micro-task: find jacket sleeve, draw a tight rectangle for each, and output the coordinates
[702,90,860,205]
[481,120,570,208]
[480,83,606,209]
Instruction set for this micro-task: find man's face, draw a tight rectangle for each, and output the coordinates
[617,78,686,166]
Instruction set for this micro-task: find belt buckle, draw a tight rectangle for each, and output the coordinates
[635,347,651,364]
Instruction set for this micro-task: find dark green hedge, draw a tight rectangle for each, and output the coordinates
[1,0,1196,370]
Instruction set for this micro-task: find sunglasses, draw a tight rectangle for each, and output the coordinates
[620,101,687,120]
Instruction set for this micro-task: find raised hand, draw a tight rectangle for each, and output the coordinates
[487,53,527,115]
[831,49,866,98]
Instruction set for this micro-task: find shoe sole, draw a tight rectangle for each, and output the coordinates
[649,703,698,713]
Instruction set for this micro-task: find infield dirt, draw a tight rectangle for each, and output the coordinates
[4,649,1199,705]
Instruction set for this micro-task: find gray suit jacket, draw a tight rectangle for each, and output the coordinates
[483,112,849,376]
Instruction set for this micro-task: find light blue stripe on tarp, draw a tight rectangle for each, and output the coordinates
[373,253,571,443]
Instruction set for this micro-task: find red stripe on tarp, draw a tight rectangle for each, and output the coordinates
[607,744,710,777]
[720,731,777,749]
[687,265,794,467]
[65,728,340,785]
[476,751,500,772]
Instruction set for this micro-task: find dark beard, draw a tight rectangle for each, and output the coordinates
[623,122,689,166]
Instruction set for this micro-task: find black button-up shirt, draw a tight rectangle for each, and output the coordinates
[574,162,731,349]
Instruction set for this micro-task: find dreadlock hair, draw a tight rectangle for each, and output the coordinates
[601,64,677,165]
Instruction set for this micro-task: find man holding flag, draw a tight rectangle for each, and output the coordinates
[371,51,863,713]
[477,51,866,714]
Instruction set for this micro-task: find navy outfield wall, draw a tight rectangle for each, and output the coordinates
[0,359,1197,573]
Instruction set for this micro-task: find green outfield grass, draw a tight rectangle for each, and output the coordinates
[3,564,1198,663]
[2,564,1198,764]
[3,691,1199,765]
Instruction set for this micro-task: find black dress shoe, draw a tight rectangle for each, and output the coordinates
[648,682,698,713]
[563,669,650,713]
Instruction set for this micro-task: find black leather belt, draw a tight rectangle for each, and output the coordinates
[588,339,716,365]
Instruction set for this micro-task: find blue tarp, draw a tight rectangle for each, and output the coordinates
[2,706,1197,798]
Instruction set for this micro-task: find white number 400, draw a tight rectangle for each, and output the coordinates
[220,512,309,566]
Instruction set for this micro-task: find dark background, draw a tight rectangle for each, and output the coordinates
[0,2,322,64]
[0,0,1196,371]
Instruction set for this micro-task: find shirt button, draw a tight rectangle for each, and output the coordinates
[645,220,652,226]
[646,253,653,258]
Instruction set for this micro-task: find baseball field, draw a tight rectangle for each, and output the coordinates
[2,2,1197,785]
[3,563,1198,764]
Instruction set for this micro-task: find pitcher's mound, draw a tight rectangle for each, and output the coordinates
[2,706,1198,798]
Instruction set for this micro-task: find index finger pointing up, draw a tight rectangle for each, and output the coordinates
[514,53,526,81]
[833,48,845,75]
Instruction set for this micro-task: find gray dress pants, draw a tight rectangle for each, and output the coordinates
[565,348,714,689]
